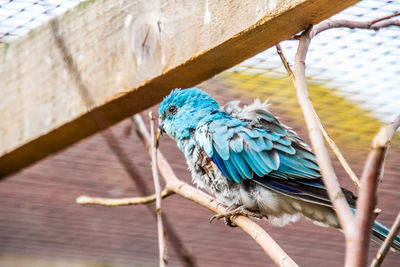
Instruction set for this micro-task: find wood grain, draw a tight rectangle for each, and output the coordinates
[0,0,358,177]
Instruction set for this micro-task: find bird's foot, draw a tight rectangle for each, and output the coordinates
[210,206,263,227]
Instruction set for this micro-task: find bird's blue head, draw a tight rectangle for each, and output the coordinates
[158,88,220,141]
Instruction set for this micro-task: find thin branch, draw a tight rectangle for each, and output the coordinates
[150,112,168,267]
[347,141,384,266]
[275,43,360,189]
[320,124,361,189]
[288,12,400,239]
[379,114,400,182]
[132,114,299,267]
[287,14,400,55]
[371,19,400,29]
[346,114,400,267]
[292,14,400,264]
[310,18,400,37]
[275,44,295,82]
[294,28,355,236]
[76,189,173,206]
[368,11,400,26]
[371,212,400,267]
[290,13,400,265]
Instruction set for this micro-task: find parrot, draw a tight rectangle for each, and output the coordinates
[158,87,400,250]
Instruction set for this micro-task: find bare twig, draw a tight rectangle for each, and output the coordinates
[275,44,295,82]
[275,43,360,189]
[368,11,400,26]
[286,17,400,41]
[289,12,400,239]
[292,14,400,265]
[309,18,400,38]
[294,27,355,236]
[76,189,173,206]
[379,114,400,182]
[291,13,400,265]
[133,114,299,267]
[371,212,400,267]
[320,124,360,189]
[150,112,168,266]
[347,142,384,266]
[346,114,400,267]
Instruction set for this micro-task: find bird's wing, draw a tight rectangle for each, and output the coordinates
[195,109,337,207]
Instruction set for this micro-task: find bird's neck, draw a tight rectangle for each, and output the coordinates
[177,136,197,159]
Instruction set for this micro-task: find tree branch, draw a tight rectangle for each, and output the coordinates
[275,43,360,189]
[368,11,400,26]
[287,13,400,243]
[310,17,400,37]
[294,26,355,237]
[150,112,168,266]
[371,211,400,267]
[304,15,400,266]
[132,114,299,267]
[346,114,400,267]
[275,44,295,82]
[379,114,400,182]
[76,189,173,206]
[346,139,384,266]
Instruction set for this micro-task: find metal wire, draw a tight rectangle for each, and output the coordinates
[0,0,82,43]
[0,0,399,124]
[228,0,400,124]
[0,1,398,265]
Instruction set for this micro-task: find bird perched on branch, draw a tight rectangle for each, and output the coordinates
[158,87,400,250]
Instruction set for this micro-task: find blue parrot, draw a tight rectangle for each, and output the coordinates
[158,87,400,250]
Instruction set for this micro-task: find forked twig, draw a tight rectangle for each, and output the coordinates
[286,13,400,266]
[294,28,355,236]
[150,112,168,266]
[368,11,400,26]
[275,43,360,189]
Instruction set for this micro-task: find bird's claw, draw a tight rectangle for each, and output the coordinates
[210,214,236,227]
[209,209,263,227]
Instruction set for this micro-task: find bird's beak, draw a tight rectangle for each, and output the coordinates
[159,123,165,136]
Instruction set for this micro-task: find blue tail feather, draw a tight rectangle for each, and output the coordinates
[372,221,400,251]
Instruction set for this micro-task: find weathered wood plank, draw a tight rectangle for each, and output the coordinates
[0,0,358,177]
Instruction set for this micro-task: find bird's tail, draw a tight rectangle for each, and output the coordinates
[372,220,400,251]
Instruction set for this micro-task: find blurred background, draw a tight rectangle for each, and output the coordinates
[0,0,399,266]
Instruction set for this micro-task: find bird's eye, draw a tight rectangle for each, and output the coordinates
[167,105,177,114]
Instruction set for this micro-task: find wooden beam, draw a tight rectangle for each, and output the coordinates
[0,0,358,177]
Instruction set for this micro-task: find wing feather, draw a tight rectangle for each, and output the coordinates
[194,107,338,207]
[230,151,253,179]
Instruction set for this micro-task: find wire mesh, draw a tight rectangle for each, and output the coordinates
[0,0,398,144]
[227,0,400,124]
[0,0,398,126]
[0,0,81,43]
[0,1,399,266]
